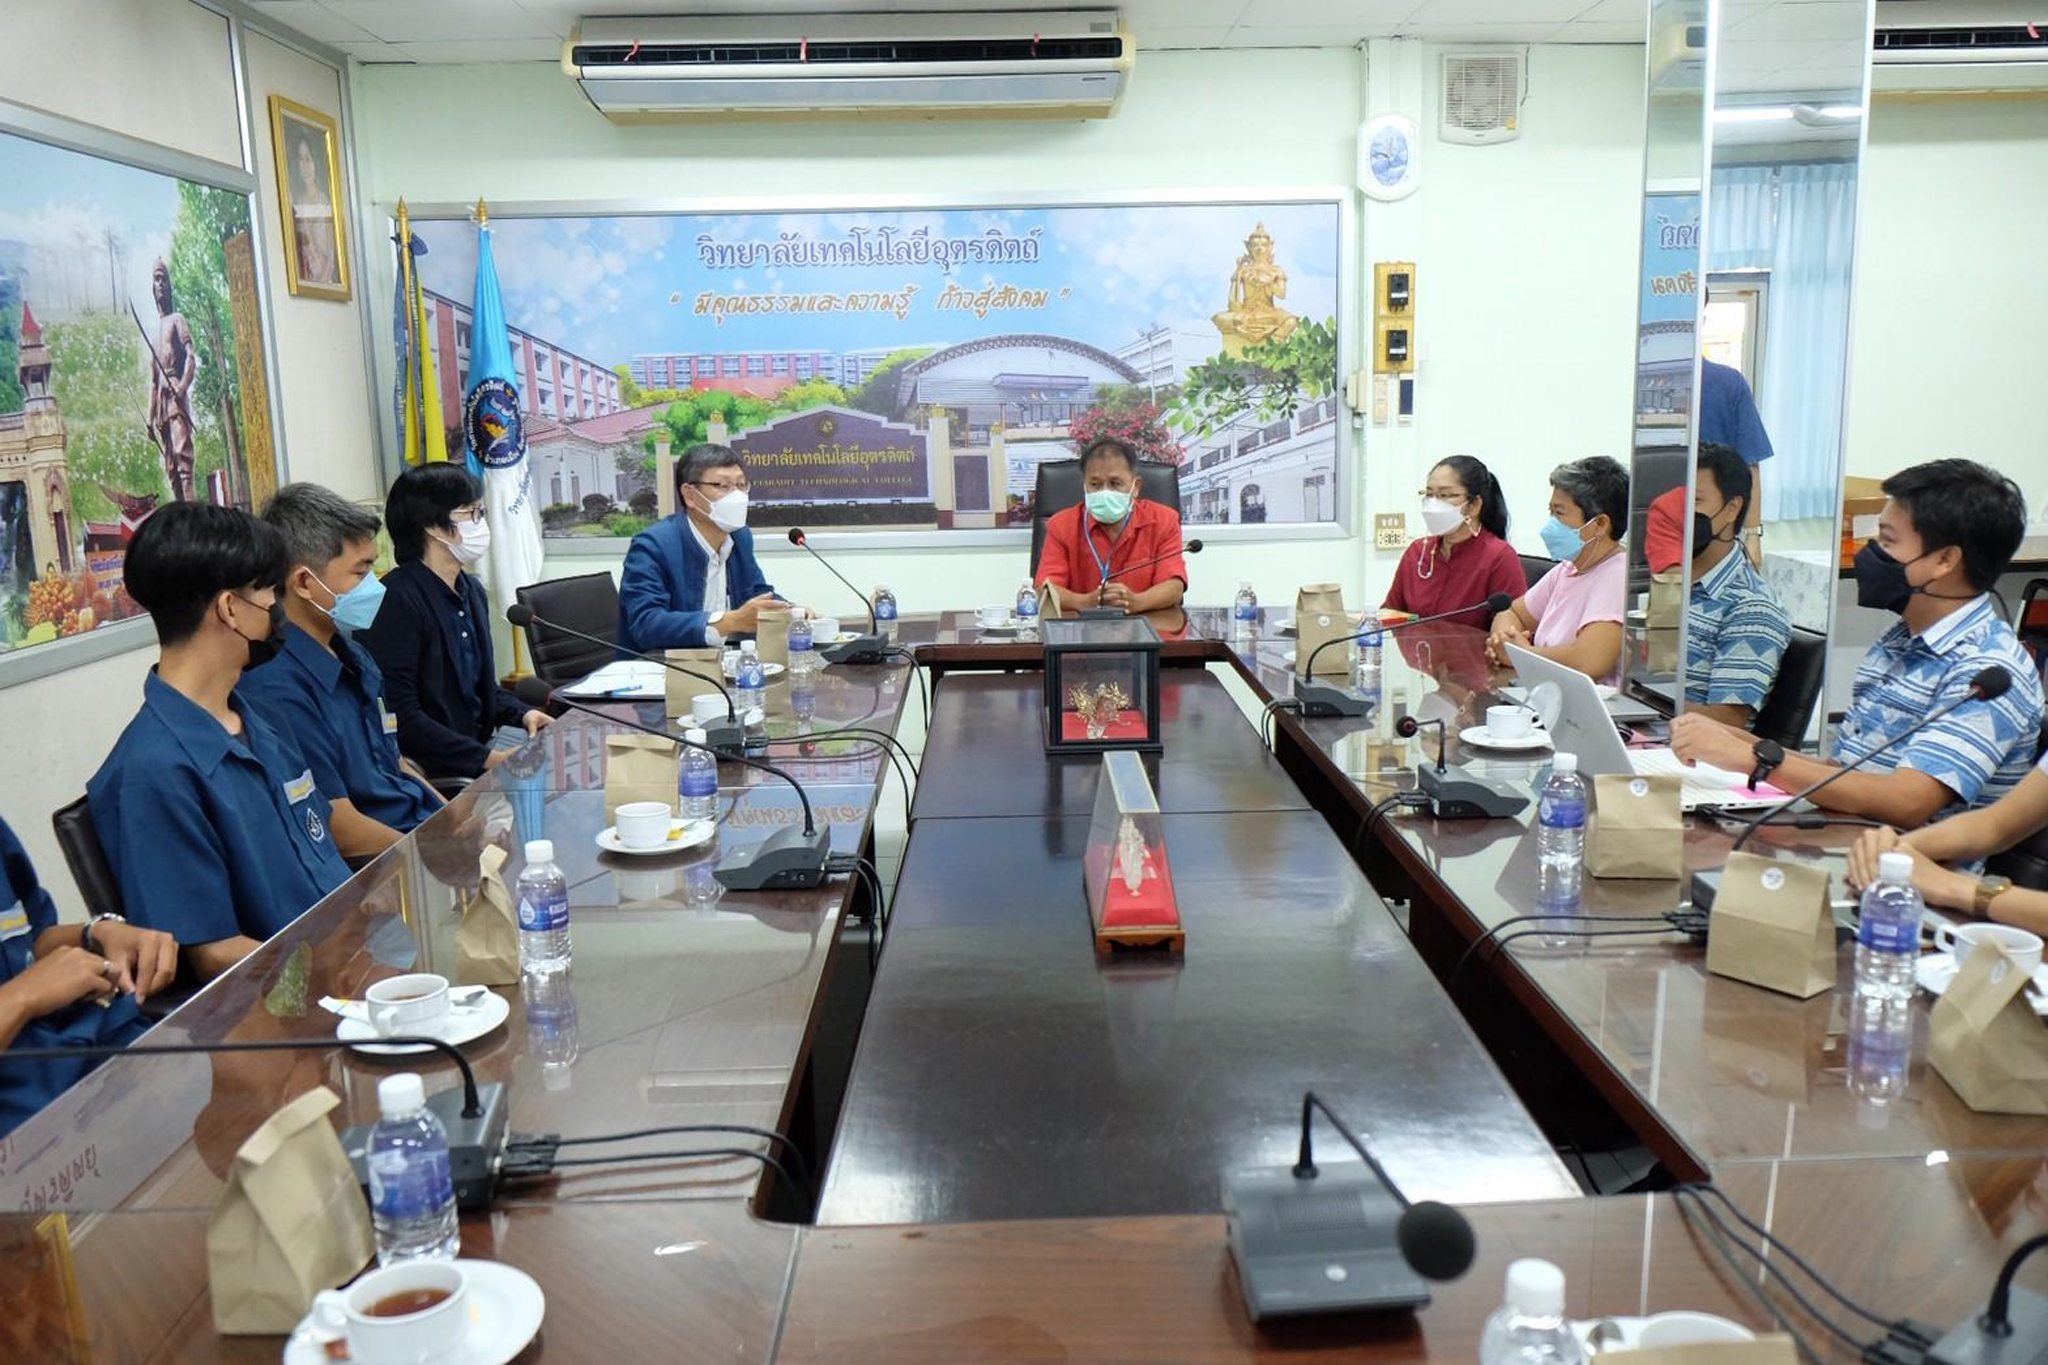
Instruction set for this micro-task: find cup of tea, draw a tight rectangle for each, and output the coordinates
[614,800,674,851]
[311,1261,468,1365]
[690,693,726,726]
[812,616,840,642]
[1485,704,1535,740]
[1635,1312,1754,1348]
[977,603,1011,629]
[365,973,451,1039]
[1936,921,2044,977]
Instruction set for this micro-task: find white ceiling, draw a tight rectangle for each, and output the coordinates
[245,0,1657,65]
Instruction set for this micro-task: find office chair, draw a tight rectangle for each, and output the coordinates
[1028,457,1184,573]
[1518,554,1556,591]
[515,573,620,689]
[1751,626,1827,751]
[51,797,123,920]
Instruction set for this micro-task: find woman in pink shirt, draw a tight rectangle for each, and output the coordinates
[1486,455,1629,686]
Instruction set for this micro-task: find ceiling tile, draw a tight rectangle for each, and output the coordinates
[1574,0,1644,20]
[1725,0,1871,43]
[1402,23,1573,43]
[396,37,564,63]
[1228,24,1393,45]
[1407,0,1599,23]
[333,38,408,62]
[1136,26,1239,49]
[1235,0,1422,24]
[248,0,374,44]
[313,0,554,43]
[1552,20,1649,42]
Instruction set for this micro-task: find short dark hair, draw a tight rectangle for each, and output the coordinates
[1080,437,1138,476]
[386,463,482,562]
[1696,441,1752,519]
[125,502,288,647]
[1431,455,1509,538]
[1882,458,2028,591]
[676,442,743,497]
[262,482,381,572]
[1549,455,1631,539]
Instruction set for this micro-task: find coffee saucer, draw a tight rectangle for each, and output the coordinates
[976,618,1023,635]
[284,1259,545,1365]
[1458,724,1552,752]
[597,819,716,857]
[1916,952,2048,1014]
[337,992,511,1056]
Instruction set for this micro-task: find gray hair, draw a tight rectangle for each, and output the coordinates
[261,482,382,570]
[1547,455,1631,539]
[676,442,744,494]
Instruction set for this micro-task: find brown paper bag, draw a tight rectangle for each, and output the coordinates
[756,608,792,667]
[665,646,724,719]
[457,844,521,986]
[1039,581,1064,621]
[1612,1336,1797,1365]
[1294,583,1351,676]
[208,1088,374,1333]
[1929,944,2048,1114]
[1646,568,1684,674]
[604,733,678,825]
[1587,774,1684,879]
[1705,852,1836,999]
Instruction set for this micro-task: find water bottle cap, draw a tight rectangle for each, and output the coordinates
[525,839,554,865]
[1239,580,1253,590]
[377,1073,426,1117]
[876,583,892,592]
[1551,752,1578,775]
[1019,577,1033,589]
[741,640,758,654]
[1877,851,1915,884]
[1503,1258,1566,1317]
[684,727,708,744]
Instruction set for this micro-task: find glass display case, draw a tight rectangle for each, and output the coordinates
[1041,616,1163,754]
[1082,750,1182,954]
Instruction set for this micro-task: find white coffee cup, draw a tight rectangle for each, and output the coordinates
[1935,921,2045,977]
[1635,1311,1754,1348]
[614,800,674,850]
[977,603,1010,628]
[365,973,450,1039]
[1485,704,1535,739]
[690,693,726,726]
[311,1260,468,1365]
[812,616,840,641]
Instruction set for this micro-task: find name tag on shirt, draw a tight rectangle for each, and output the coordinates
[0,899,29,940]
[381,702,398,736]
[284,768,317,804]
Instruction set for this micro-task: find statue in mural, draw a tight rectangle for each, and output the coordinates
[138,259,200,503]
[1211,222,1299,358]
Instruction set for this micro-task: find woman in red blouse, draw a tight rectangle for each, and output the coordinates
[1383,455,1525,631]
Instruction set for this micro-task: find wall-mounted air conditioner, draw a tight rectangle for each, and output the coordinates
[1873,0,2048,91]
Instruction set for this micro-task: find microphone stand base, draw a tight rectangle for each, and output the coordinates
[820,633,890,666]
[344,1081,508,1211]
[1928,1288,2048,1365]
[1418,764,1529,821]
[700,714,747,759]
[1223,1163,1431,1322]
[715,822,832,891]
[1293,677,1376,719]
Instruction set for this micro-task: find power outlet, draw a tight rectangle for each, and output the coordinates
[1374,512,1407,550]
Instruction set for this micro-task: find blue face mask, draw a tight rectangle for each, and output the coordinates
[1085,488,1134,525]
[1539,515,1588,562]
[311,569,386,633]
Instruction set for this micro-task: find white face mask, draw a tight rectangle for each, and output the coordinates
[1419,498,1467,538]
[437,518,490,566]
[705,489,748,533]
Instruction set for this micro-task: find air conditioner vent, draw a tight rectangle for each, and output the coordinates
[572,36,1126,68]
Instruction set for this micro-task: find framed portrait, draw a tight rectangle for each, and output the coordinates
[267,95,351,301]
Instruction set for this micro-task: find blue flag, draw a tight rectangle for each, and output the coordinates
[466,223,546,596]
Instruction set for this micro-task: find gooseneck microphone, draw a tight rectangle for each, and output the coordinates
[1296,592,1515,718]
[1075,538,1203,619]
[1728,664,2013,854]
[785,527,888,665]
[1395,714,1450,774]
[505,602,746,757]
[1393,713,1531,821]
[515,677,831,890]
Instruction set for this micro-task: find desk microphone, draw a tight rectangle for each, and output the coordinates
[514,677,831,891]
[785,527,889,665]
[1296,592,1515,718]
[1076,538,1203,619]
[1394,714,1531,821]
[505,602,745,757]
[1928,1232,2048,1365]
[2,1036,508,1210]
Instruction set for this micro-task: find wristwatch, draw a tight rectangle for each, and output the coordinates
[1973,875,2014,918]
[80,912,126,956]
[1748,738,1785,790]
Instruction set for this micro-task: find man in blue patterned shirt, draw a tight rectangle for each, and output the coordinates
[1684,442,1790,727]
[1674,459,2043,828]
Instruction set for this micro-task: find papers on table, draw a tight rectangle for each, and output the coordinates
[560,660,667,700]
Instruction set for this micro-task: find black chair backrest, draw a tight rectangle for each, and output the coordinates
[515,573,621,688]
[1028,457,1184,573]
[52,796,124,919]
[1518,555,1555,591]
[1751,625,1827,750]
[1625,446,1687,596]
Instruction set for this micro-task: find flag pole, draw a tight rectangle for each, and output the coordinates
[396,198,419,465]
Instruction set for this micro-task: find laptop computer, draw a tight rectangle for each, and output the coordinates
[1504,644,1784,812]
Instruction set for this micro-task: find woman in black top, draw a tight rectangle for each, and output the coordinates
[356,465,550,779]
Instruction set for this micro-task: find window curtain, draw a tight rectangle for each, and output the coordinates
[1708,161,1859,521]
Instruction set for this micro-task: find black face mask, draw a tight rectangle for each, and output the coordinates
[1852,541,1931,614]
[1691,507,1738,561]
[231,595,287,671]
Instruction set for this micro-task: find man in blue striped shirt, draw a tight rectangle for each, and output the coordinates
[1674,459,2043,827]
[1684,442,1790,727]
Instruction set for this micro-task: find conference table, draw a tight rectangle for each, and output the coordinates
[4,608,2043,1364]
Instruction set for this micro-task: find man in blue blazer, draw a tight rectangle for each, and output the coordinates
[617,442,785,655]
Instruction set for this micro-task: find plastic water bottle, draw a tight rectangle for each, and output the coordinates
[1353,624,1383,692]
[1846,986,1913,1124]
[873,584,899,643]
[1232,581,1258,639]
[514,839,571,975]
[787,613,814,676]
[522,969,581,1093]
[1536,753,1587,941]
[790,661,817,722]
[678,729,719,821]
[1479,1259,1587,1365]
[1855,851,1925,1001]
[735,640,766,716]
[1015,578,1041,640]
[365,1073,459,1266]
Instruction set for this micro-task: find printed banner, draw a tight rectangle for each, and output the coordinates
[408,199,1343,538]
[1636,189,1702,447]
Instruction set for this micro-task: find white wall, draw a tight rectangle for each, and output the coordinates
[1847,95,2048,517]
[350,42,1649,617]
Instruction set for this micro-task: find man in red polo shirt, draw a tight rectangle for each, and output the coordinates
[1035,438,1189,615]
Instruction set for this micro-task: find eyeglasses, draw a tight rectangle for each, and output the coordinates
[1418,489,1468,503]
[450,503,487,523]
[691,479,750,495]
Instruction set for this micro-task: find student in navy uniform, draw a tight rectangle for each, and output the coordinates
[355,464,550,781]
[87,504,354,981]
[0,816,178,1135]
[242,484,442,859]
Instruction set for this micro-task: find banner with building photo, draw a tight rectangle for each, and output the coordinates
[406,197,1343,539]
[0,129,276,665]
[1636,189,1702,449]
